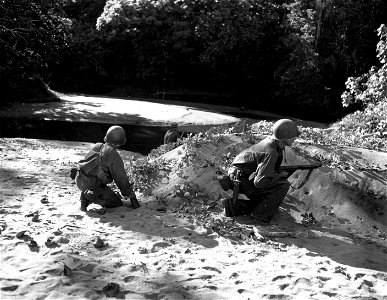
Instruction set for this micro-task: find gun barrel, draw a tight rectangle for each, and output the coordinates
[278,163,321,172]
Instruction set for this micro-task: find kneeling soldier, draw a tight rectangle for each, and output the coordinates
[220,119,300,224]
[74,125,140,211]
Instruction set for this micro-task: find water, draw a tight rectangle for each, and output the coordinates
[0,117,170,155]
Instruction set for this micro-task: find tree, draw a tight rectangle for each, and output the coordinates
[96,0,284,99]
[96,0,199,90]
[272,0,387,121]
[270,0,328,118]
[341,24,387,108]
[193,0,282,96]
[339,24,387,143]
[49,0,108,93]
[315,0,387,92]
[0,0,71,102]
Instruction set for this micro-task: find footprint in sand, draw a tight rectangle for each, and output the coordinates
[354,273,365,280]
[77,263,97,273]
[124,276,135,283]
[290,277,313,290]
[272,275,289,282]
[144,281,165,289]
[150,241,171,253]
[357,279,374,292]
[272,275,291,291]
[185,274,214,281]
[204,285,217,290]
[1,285,19,292]
[316,276,331,282]
[202,266,221,274]
[44,267,63,276]
[322,291,337,297]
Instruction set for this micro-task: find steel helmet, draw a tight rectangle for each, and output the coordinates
[104,125,126,146]
[272,119,299,141]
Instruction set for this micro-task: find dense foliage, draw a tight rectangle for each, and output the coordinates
[341,24,387,108]
[49,0,108,93]
[1,0,387,122]
[92,0,387,120]
[336,24,387,150]
[0,0,71,102]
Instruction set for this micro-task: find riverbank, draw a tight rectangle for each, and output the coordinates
[0,92,329,128]
[0,93,328,154]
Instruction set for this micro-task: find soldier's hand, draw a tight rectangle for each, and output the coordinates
[277,171,289,179]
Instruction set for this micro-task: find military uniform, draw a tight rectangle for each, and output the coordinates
[75,142,136,208]
[164,128,180,144]
[226,136,290,222]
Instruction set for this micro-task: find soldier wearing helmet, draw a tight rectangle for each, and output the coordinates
[220,119,300,224]
[164,122,180,145]
[74,125,139,211]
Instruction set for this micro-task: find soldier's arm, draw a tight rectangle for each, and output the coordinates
[253,152,281,189]
[109,152,136,198]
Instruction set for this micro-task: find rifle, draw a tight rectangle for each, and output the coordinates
[278,163,321,189]
[232,170,241,205]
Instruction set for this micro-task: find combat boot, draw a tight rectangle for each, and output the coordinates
[221,198,233,217]
[221,198,254,217]
[250,208,271,225]
[80,192,89,212]
[221,198,244,217]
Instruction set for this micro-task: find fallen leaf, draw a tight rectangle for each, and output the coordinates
[63,264,72,277]
[16,231,27,239]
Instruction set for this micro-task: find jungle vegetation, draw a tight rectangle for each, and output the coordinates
[1,0,386,123]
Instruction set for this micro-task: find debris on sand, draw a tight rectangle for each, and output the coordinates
[93,236,106,248]
[16,231,27,239]
[63,263,73,277]
[102,282,120,297]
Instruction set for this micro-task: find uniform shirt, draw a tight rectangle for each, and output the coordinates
[232,136,283,190]
[81,142,136,198]
[164,129,180,144]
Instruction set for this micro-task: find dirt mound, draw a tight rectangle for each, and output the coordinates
[147,134,387,245]
[287,144,387,243]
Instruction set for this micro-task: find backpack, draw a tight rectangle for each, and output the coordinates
[78,144,104,176]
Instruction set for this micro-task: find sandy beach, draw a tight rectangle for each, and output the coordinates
[1,96,386,299]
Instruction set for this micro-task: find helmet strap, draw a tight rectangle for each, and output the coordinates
[105,141,120,148]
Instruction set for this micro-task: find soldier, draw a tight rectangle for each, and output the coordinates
[164,123,180,144]
[74,125,140,211]
[219,119,300,224]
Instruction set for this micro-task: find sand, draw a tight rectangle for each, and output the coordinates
[1,132,386,300]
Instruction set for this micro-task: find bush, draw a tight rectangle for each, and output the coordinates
[336,24,387,150]
[341,24,387,108]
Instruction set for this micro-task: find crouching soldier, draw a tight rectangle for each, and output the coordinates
[164,123,180,144]
[74,125,140,211]
[219,119,300,224]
